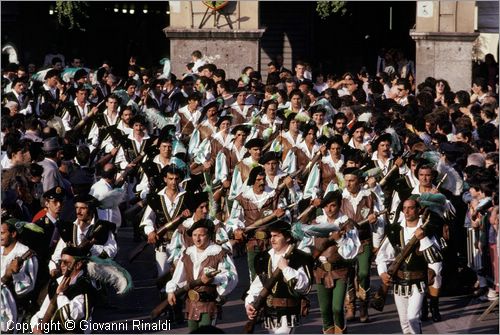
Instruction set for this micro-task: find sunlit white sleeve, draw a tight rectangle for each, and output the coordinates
[282,264,311,295]
[140,205,156,235]
[375,237,395,275]
[165,258,187,293]
[90,231,118,258]
[12,256,38,296]
[244,276,263,306]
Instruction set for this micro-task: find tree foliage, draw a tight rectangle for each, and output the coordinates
[316,1,347,19]
[55,1,89,31]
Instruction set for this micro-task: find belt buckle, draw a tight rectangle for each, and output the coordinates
[255,231,267,240]
[266,295,274,307]
[323,263,332,272]
[188,289,200,302]
[404,272,411,281]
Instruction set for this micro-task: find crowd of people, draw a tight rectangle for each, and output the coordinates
[1,47,499,334]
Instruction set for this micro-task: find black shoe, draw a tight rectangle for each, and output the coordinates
[420,298,429,321]
[429,297,442,322]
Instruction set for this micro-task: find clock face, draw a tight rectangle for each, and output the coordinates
[203,1,229,11]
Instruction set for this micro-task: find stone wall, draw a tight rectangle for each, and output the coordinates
[164,28,264,80]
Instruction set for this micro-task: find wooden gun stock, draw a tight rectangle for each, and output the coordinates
[243,245,295,333]
[371,210,431,311]
[379,151,410,187]
[150,270,221,319]
[128,214,185,263]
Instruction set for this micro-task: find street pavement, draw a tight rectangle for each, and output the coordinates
[92,227,499,334]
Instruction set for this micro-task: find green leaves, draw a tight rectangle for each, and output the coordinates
[55,1,89,31]
[315,1,347,20]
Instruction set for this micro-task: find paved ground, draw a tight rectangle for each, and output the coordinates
[92,227,499,334]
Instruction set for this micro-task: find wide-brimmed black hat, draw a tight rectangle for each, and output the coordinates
[371,133,392,150]
[266,220,293,240]
[187,219,215,237]
[244,138,265,150]
[231,124,251,135]
[61,246,89,259]
[74,194,99,208]
[247,165,265,186]
[259,151,280,165]
[186,192,209,212]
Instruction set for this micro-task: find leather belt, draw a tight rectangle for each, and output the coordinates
[188,290,216,302]
[266,296,299,308]
[396,270,426,281]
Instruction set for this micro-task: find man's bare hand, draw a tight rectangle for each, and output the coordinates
[277,256,289,271]
[284,176,293,189]
[367,213,377,224]
[167,292,176,306]
[415,227,425,240]
[246,304,257,319]
[201,272,214,284]
[56,276,71,295]
[395,157,404,168]
[147,231,158,244]
[380,272,392,286]
[274,208,285,218]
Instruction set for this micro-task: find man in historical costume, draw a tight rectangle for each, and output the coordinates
[299,191,361,333]
[259,151,301,205]
[230,89,255,125]
[366,133,407,210]
[140,165,189,298]
[87,93,121,152]
[305,135,346,199]
[49,194,118,275]
[257,100,283,143]
[136,133,186,200]
[227,166,286,280]
[341,167,385,323]
[245,220,313,334]
[59,84,98,135]
[166,219,238,332]
[177,92,203,140]
[168,191,232,265]
[31,246,96,334]
[1,220,39,332]
[271,113,303,162]
[228,137,265,201]
[376,197,443,334]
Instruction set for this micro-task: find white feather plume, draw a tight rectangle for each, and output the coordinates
[87,257,133,295]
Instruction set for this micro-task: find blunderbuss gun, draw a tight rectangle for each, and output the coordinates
[233,202,297,242]
[379,151,410,187]
[243,245,295,333]
[370,209,431,312]
[128,214,186,263]
[37,225,106,305]
[1,249,35,286]
[150,269,221,319]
